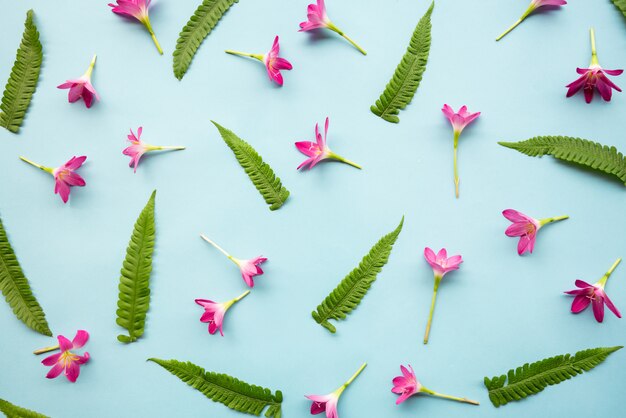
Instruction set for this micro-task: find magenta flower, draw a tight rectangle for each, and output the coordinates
[305,362,366,418]
[108,0,162,54]
[295,117,361,170]
[502,209,568,255]
[225,36,293,86]
[195,291,249,336]
[299,0,366,55]
[34,330,90,383]
[20,155,87,203]
[123,127,185,172]
[496,0,567,41]
[441,104,480,198]
[566,28,623,103]
[565,258,622,323]
[200,235,267,287]
[391,365,478,406]
[57,55,100,108]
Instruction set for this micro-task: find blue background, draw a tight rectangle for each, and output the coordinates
[1,0,625,417]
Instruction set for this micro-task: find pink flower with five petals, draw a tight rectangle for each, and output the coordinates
[200,235,267,287]
[225,36,293,86]
[502,209,568,255]
[108,0,162,54]
[496,0,567,41]
[305,363,366,418]
[36,330,90,383]
[123,126,186,172]
[295,117,361,170]
[20,155,87,203]
[57,55,100,108]
[195,291,249,336]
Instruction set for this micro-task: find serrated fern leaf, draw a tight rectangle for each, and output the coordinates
[116,190,156,343]
[499,136,626,185]
[0,215,51,336]
[370,2,433,123]
[312,217,404,333]
[0,10,43,134]
[148,358,283,418]
[212,121,290,211]
[484,346,622,407]
[173,0,240,80]
[611,0,626,18]
[0,399,48,418]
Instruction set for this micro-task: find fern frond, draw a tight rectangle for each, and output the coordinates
[312,217,404,333]
[499,136,626,185]
[0,10,43,133]
[611,0,626,19]
[116,190,156,343]
[212,121,290,211]
[370,2,433,123]
[173,0,240,80]
[148,358,283,418]
[0,399,48,418]
[484,346,622,407]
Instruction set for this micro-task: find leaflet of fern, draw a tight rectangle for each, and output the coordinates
[0,399,49,418]
[611,0,626,18]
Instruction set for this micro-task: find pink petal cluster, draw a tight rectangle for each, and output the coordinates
[503,209,541,255]
[41,330,90,383]
[108,0,150,22]
[123,127,148,172]
[391,365,421,405]
[234,256,268,288]
[299,0,330,31]
[567,66,623,103]
[195,299,230,336]
[305,393,340,418]
[531,0,567,7]
[565,280,621,322]
[441,105,480,135]
[57,56,99,109]
[264,36,293,86]
[424,247,463,279]
[53,156,87,203]
[295,118,361,170]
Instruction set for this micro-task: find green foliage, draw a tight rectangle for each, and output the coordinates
[312,217,404,333]
[116,191,156,343]
[148,358,283,418]
[0,399,48,418]
[484,346,622,407]
[173,0,240,80]
[370,2,433,123]
[611,0,626,18]
[499,136,626,185]
[0,10,43,133]
[213,121,290,211]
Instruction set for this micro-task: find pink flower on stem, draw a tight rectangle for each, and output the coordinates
[299,0,367,55]
[57,55,100,108]
[225,36,293,86]
[195,291,250,336]
[305,362,366,418]
[565,258,622,323]
[441,104,480,198]
[123,127,186,172]
[34,330,90,383]
[496,0,567,41]
[502,209,568,255]
[566,28,623,103]
[295,117,361,170]
[20,155,87,203]
[392,365,478,406]
[423,247,463,344]
[108,0,163,54]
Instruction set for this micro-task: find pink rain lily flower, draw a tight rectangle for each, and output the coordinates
[566,28,623,103]
[123,126,185,172]
[391,365,478,406]
[565,258,622,323]
[35,330,90,383]
[296,117,361,170]
[496,0,567,41]
[20,155,87,203]
[299,0,366,55]
[305,363,366,418]
[108,0,163,54]
[195,291,249,336]
[441,104,480,198]
[502,209,568,255]
[225,36,293,86]
[201,234,267,287]
[57,55,100,108]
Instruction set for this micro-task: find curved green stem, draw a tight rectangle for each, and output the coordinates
[597,258,622,288]
[330,152,362,169]
[327,23,367,55]
[423,276,441,344]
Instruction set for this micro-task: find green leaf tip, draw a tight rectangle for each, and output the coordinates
[312,216,404,333]
[0,398,49,418]
[611,0,626,19]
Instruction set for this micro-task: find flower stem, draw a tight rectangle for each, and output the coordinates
[539,215,569,227]
[150,31,163,55]
[225,50,264,62]
[328,23,367,55]
[83,54,97,79]
[19,156,53,174]
[200,234,232,259]
[423,276,441,344]
[589,27,599,66]
[453,131,460,198]
[153,146,186,151]
[33,344,59,355]
[330,153,362,169]
[422,388,479,405]
[496,5,535,41]
[343,362,367,387]
[598,258,622,287]
[234,290,250,302]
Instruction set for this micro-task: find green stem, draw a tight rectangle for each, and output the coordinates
[343,362,367,387]
[330,152,362,169]
[234,290,250,302]
[143,18,163,55]
[200,234,233,259]
[539,215,569,227]
[328,23,367,55]
[19,156,53,174]
[589,27,599,66]
[421,388,479,405]
[150,145,186,151]
[423,276,441,344]
[33,344,59,355]
[597,258,622,288]
[83,54,97,79]
[495,5,535,41]
[453,131,460,198]
[225,50,264,62]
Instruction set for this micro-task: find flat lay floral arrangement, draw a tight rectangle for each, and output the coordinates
[0,1,625,417]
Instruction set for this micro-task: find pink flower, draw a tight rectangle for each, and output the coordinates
[37,330,90,383]
[225,36,292,86]
[123,127,186,172]
[200,235,267,287]
[295,117,361,170]
[496,0,567,41]
[503,209,568,255]
[565,258,622,323]
[305,363,366,418]
[57,55,100,108]
[195,291,249,336]
[108,0,162,54]
[20,155,87,203]
[391,365,479,406]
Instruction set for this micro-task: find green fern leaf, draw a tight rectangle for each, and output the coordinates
[148,358,283,418]
[611,0,626,18]
[0,10,43,133]
[0,399,48,418]
[370,2,433,123]
[173,0,240,80]
[116,190,156,343]
[499,136,626,185]
[312,217,404,333]
[0,215,51,336]
[212,121,290,211]
[484,346,622,407]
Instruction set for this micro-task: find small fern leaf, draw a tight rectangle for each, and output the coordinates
[212,121,290,211]
[173,0,240,80]
[370,2,433,123]
[484,346,622,407]
[116,190,156,343]
[0,215,51,336]
[312,217,404,333]
[0,10,43,133]
[499,136,626,185]
[611,0,626,19]
[148,358,283,417]
[0,399,49,418]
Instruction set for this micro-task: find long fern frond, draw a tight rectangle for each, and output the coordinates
[0,398,48,418]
